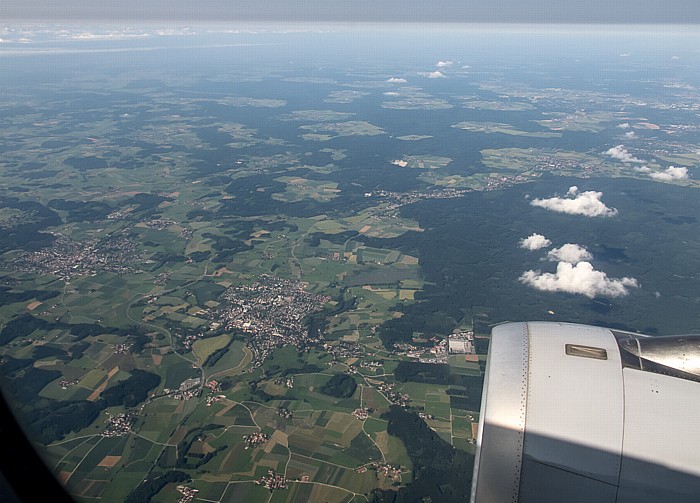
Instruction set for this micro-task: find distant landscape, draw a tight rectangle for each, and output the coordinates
[0,24,699,502]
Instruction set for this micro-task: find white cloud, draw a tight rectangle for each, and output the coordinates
[617,123,631,129]
[671,55,680,60]
[206,29,242,34]
[605,145,644,163]
[519,261,639,298]
[634,165,652,173]
[624,131,636,139]
[650,166,689,181]
[72,32,151,40]
[419,71,446,79]
[531,187,618,217]
[386,77,407,83]
[519,233,552,251]
[547,244,592,263]
[156,27,196,36]
[620,53,630,57]
[436,60,454,68]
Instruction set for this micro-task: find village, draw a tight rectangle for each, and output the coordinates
[203,274,331,367]
[10,233,142,280]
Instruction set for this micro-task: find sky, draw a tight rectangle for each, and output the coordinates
[3,0,700,24]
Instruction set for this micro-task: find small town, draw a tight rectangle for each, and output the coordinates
[530,154,600,177]
[204,274,331,367]
[10,233,142,280]
[364,187,472,207]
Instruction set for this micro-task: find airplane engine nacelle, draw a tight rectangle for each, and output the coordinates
[470,322,700,503]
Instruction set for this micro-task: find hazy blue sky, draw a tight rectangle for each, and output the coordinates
[3,0,700,24]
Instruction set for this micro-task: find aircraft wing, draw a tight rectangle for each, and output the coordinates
[470,321,700,503]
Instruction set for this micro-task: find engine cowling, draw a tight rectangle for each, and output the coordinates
[470,322,700,503]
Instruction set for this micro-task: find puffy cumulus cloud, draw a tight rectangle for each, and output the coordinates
[547,244,592,263]
[650,166,689,181]
[419,71,446,79]
[617,123,631,129]
[605,145,644,163]
[624,131,636,139]
[519,233,552,251]
[530,186,618,217]
[519,262,639,298]
[634,165,652,173]
[436,60,454,68]
[386,77,407,83]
